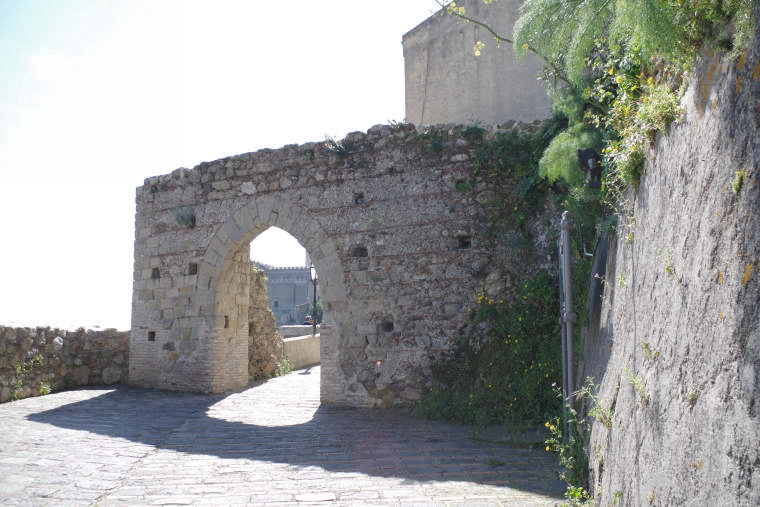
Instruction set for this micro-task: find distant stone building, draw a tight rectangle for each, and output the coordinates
[255,263,316,327]
[403,0,552,126]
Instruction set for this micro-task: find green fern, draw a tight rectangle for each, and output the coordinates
[514,0,706,87]
[513,0,615,85]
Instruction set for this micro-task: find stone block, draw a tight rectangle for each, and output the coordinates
[19,337,33,352]
[70,365,91,386]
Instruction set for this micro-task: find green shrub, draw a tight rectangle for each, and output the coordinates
[539,124,603,186]
[415,270,562,428]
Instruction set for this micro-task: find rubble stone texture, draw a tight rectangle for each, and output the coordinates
[248,268,284,379]
[129,121,556,407]
[0,326,129,402]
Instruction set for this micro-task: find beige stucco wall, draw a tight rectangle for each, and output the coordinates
[403,0,552,126]
[283,334,320,370]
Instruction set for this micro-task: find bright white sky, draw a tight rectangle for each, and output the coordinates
[0,0,439,330]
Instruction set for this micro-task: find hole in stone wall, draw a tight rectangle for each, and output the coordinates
[350,245,368,258]
[455,179,470,192]
[379,320,394,333]
[148,331,156,342]
[353,192,365,205]
[188,263,198,275]
[458,236,472,249]
[224,315,230,329]
[151,267,161,279]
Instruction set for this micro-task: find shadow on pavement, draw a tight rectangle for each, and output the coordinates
[27,372,565,499]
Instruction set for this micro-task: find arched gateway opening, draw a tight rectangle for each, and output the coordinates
[129,124,495,408]
[130,189,351,403]
[203,197,347,400]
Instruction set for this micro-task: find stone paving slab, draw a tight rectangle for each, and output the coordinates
[0,366,565,506]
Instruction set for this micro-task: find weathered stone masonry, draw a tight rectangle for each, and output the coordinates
[0,326,129,402]
[130,122,550,407]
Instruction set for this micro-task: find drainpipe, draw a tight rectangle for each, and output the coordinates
[561,212,576,396]
[559,211,576,438]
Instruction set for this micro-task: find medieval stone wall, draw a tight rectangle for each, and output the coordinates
[0,326,129,402]
[582,25,760,506]
[259,265,313,327]
[130,120,556,407]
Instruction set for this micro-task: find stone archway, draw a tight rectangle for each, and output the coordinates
[128,123,536,407]
[194,195,350,403]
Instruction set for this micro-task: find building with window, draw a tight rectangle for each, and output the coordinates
[254,263,317,327]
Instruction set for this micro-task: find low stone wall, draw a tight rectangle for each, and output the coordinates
[278,325,319,339]
[0,326,130,403]
[283,334,320,370]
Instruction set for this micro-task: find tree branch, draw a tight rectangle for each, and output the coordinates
[432,0,570,86]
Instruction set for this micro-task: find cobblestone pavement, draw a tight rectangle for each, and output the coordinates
[0,366,565,506]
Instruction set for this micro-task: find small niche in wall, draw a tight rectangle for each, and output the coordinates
[350,244,368,258]
[188,262,198,275]
[151,267,161,279]
[458,236,472,249]
[353,192,365,205]
[224,315,230,329]
[148,331,156,342]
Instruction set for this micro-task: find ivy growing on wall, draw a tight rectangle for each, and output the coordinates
[415,271,561,427]
[414,121,594,430]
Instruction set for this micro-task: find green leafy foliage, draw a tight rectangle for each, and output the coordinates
[273,357,293,377]
[9,355,43,401]
[472,116,566,229]
[415,270,561,428]
[172,206,196,228]
[413,115,595,430]
[514,0,613,85]
[513,0,753,87]
[308,300,323,324]
[538,124,603,186]
[603,82,682,186]
[732,169,746,195]
[545,377,617,503]
[511,0,754,200]
[545,404,590,497]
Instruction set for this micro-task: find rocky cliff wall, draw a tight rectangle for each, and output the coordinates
[583,19,760,506]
